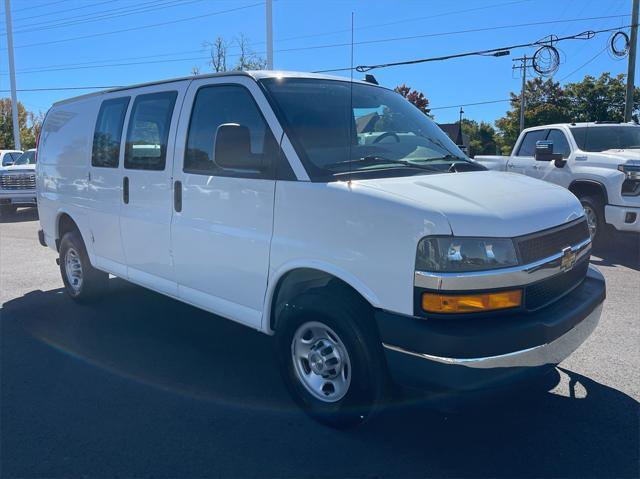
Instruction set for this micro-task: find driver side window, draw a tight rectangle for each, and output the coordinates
[184,84,279,179]
[516,129,548,157]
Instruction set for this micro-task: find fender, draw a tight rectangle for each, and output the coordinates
[262,259,383,334]
[568,179,609,205]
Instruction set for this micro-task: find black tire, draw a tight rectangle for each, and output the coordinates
[275,285,390,428]
[579,195,609,245]
[0,205,16,217]
[59,229,108,303]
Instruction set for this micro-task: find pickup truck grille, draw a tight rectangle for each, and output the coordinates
[0,173,36,190]
[525,257,589,310]
[516,219,590,264]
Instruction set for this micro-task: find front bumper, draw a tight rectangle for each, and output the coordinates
[605,204,640,232]
[376,265,605,392]
[0,190,37,206]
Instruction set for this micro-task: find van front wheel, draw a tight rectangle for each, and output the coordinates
[59,230,108,302]
[275,288,389,428]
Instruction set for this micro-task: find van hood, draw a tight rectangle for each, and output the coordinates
[357,171,584,237]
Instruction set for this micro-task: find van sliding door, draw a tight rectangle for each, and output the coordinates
[119,86,186,295]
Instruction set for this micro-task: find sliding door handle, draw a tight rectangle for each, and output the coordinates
[174,180,182,212]
[123,176,129,204]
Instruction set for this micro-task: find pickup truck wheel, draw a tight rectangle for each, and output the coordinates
[59,230,108,302]
[275,288,389,428]
[579,195,608,244]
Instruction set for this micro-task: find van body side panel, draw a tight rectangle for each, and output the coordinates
[265,181,452,329]
[37,98,98,257]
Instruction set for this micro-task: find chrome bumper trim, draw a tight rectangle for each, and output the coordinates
[382,304,601,369]
[414,238,591,291]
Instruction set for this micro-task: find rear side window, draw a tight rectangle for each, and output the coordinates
[125,91,177,171]
[516,129,548,157]
[92,97,130,168]
[184,84,278,177]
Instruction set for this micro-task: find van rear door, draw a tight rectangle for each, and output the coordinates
[170,76,282,328]
[119,85,186,295]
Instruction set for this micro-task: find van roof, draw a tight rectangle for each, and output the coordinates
[52,70,378,107]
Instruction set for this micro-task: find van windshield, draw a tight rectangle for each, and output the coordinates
[569,125,640,152]
[261,78,478,181]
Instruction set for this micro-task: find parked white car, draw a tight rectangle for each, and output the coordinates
[476,123,640,242]
[0,149,37,216]
[36,71,605,427]
[0,149,22,167]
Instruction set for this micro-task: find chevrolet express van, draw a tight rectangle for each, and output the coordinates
[36,71,605,427]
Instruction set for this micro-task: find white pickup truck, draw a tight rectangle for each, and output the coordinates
[476,122,640,242]
[0,149,37,216]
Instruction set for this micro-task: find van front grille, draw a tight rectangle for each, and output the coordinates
[524,258,589,310]
[0,173,36,190]
[516,219,590,264]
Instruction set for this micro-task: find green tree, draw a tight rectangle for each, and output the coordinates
[564,73,639,122]
[0,98,41,150]
[461,119,498,157]
[495,77,570,153]
[494,73,640,154]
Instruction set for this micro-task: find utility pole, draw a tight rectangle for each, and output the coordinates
[513,55,533,132]
[4,0,21,150]
[624,0,639,122]
[266,0,273,69]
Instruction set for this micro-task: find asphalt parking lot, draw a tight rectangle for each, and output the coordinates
[1,208,639,478]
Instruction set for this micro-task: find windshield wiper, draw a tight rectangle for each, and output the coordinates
[327,155,440,173]
[418,154,468,162]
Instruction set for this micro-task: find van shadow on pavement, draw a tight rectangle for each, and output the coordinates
[590,232,639,271]
[0,206,38,224]
[2,279,638,478]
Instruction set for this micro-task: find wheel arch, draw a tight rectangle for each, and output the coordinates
[264,263,381,334]
[569,179,608,205]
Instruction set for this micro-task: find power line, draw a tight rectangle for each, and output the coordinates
[430,99,512,110]
[271,0,535,45]
[0,0,72,17]
[314,24,631,73]
[13,2,264,49]
[0,86,121,92]
[559,44,610,81]
[7,0,208,35]
[8,0,120,24]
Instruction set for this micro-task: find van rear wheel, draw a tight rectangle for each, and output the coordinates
[59,230,108,302]
[275,287,389,428]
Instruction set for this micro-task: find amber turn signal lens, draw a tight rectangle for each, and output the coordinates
[422,290,522,314]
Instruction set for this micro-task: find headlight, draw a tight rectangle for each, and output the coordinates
[416,237,518,272]
[618,161,640,180]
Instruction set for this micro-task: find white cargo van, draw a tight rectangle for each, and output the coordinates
[36,71,605,427]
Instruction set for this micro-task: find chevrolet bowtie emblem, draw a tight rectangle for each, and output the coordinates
[560,246,577,272]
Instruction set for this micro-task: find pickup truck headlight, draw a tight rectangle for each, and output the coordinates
[416,237,518,272]
[618,162,640,180]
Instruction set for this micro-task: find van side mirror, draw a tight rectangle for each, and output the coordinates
[214,123,263,171]
[534,140,565,167]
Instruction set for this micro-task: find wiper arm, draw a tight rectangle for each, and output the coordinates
[327,155,440,172]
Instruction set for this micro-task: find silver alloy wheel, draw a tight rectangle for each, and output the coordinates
[64,247,83,293]
[291,321,352,403]
[583,204,598,239]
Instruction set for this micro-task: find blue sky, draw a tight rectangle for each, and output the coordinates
[0,0,634,124]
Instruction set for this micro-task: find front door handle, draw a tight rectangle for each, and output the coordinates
[174,180,182,212]
[123,176,129,204]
